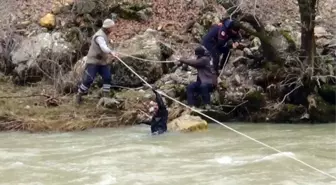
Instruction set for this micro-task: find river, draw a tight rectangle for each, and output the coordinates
[0,124,335,185]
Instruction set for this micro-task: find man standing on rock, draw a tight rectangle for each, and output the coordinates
[76,19,118,104]
[201,18,242,76]
[179,46,217,110]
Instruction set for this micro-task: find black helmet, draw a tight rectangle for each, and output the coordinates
[194,46,205,56]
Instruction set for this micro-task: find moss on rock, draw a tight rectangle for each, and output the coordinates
[308,94,336,123]
[318,85,336,105]
[279,30,296,51]
[110,2,152,21]
[244,91,266,111]
[270,104,306,123]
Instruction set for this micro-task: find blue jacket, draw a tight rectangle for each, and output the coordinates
[142,90,168,135]
[201,19,241,54]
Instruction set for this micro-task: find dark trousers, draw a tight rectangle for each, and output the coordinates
[186,81,214,106]
[78,64,112,94]
[210,47,230,75]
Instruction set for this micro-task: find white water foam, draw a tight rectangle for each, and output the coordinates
[214,152,296,166]
[91,174,117,185]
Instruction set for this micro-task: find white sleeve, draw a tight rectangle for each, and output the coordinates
[95,36,112,53]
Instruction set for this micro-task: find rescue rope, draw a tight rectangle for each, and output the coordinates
[111,39,199,64]
[114,55,336,180]
[116,51,176,63]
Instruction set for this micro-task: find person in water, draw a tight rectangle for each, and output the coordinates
[141,87,168,135]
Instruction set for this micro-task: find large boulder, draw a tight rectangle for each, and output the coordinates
[112,29,173,87]
[10,32,75,84]
[168,114,208,132]
[52,0,74,14]
[321,38,336,59]
[110,1,153,21]
[190,4,226,41]
[264,24,297,52]
[73,0,152,21]
[214,54,264,105]
[154,67,197,99]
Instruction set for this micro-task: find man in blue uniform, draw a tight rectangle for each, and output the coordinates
[201,18,242,76]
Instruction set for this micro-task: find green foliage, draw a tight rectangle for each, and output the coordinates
[271,104,306,123]
[318,85,336,104]
[279,30,296,51]
[309,95,336,123]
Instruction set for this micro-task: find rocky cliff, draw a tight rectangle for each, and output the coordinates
[0,0,335,132]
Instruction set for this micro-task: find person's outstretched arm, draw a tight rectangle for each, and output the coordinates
[95,36,117,57]
[179,57,208,68]
[152,90,166,109]
[95,36,113,53]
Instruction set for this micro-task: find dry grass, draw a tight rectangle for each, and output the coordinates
[0,81,141,132]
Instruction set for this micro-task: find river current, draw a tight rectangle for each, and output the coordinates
[0,124,335,185]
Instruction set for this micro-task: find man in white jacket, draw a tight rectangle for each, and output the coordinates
[76,19,118,104]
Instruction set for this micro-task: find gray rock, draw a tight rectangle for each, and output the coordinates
[243,48,253,57]
[96,97,121,109]
[73,0,96,15]
[194,0,206,7]
[265,24,276,32]
[136,8,153,21]
[191,23,206,42]
[10,32,74,84]
[314,26,330,38]
[112,29,173,87]
[324,39,336,48]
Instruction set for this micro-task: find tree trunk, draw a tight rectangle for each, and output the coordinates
[239,15,281,63]
[297,0,317,72]
[219,2,282,63]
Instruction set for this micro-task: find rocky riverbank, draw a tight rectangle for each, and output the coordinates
[0,0,335,132]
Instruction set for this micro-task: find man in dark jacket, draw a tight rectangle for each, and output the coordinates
[141,88,168,135]
[201,18,241,75]
[179,46,217,109]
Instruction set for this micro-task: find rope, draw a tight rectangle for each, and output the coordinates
[111,39,181,64]
[218,50,231,78]
[117,51,176,63]
[114,55,336,180]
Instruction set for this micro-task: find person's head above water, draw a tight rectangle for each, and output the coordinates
[148,101,158,115]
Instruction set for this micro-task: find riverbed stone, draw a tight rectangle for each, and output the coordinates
[168,114,208,132]
[39,13,56,29]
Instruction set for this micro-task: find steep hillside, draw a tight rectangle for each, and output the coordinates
[0,0,335,132]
